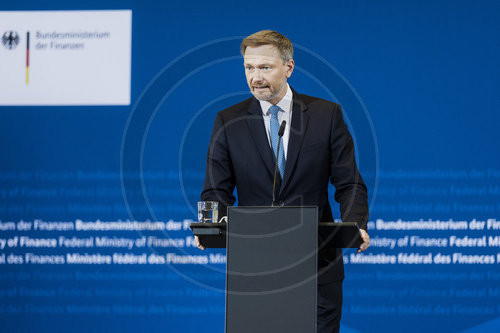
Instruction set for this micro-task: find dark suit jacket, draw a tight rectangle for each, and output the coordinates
[201,88,369,283]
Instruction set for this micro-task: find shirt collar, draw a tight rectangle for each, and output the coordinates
[260,83,293,115]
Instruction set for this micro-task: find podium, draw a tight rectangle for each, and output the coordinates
[190,206,362,333]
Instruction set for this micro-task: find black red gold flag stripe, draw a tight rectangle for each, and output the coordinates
[26,31,30,85]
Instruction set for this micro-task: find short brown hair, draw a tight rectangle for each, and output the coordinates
[240,30,293,63]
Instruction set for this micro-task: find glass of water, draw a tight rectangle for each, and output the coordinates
[197,201,219,223]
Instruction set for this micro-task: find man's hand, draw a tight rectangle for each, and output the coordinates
[357,229,370,253]
[194,235,206,250]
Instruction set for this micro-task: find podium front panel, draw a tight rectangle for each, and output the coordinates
[226,206,317,333]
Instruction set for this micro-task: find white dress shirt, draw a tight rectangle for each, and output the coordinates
[259,84,293,159]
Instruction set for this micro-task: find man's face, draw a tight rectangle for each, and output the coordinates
[243,44,294,105]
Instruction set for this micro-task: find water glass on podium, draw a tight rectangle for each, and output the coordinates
[197,201,219,223]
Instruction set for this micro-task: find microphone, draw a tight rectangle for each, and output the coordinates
[272,120,286,206]
[278,120,286,137]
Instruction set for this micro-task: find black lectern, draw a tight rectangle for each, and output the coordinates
[190,206,363,333]
[226,206,317,333]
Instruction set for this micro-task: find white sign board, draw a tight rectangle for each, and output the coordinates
[0,10,131,105]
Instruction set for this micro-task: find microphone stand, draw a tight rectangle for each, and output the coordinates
[272,121,286,206]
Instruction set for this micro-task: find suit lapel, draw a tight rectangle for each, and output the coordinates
[280,90,309,193]
[246,98,276,178]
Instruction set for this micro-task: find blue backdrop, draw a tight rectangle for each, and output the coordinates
[1,1,499,332]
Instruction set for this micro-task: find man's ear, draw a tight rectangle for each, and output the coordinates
[285,59,295,78]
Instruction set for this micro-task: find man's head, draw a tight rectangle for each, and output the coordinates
[241,30,295,105]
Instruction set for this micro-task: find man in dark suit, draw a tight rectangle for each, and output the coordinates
[197,30,370,333]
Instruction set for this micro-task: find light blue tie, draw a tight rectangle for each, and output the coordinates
[269,105,286,179]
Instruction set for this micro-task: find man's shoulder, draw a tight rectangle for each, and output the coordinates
[215,91,341,119]
[296,92,340,110]
[217,97,254,119]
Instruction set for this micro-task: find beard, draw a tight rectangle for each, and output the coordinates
[251,80,286,103]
